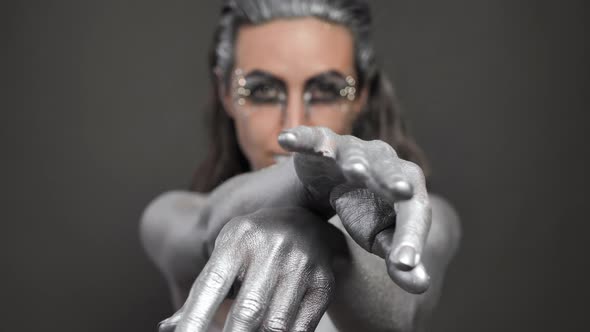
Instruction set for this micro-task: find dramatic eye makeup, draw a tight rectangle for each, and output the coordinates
[236,69,355,105]
[240,70,287,104]
[304,70,355,104]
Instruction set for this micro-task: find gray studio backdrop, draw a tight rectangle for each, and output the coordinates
[5,1,587,331]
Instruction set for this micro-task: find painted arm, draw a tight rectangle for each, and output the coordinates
[139,157,308,307]
[275,126,462,331]
[196,126,444,294]
[141,125,461,331]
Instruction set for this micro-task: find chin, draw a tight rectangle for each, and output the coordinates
[252,154,290,171]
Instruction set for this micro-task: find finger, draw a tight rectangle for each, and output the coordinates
[261,273,309,332]
[387,260,431,294]
[334,136,371,185]
[374,228,431,294]
[223,262,278,332]
[158,306,184,332]
[334,137,413,202]
[176,255,241,332]
[291,270,334,332]
[330,187,395,253]
[279,126,343,198]
[389,161,432,271]
[362,141,413,202]
[371,227,394,259]
[369,159,414,203]
[278,126,337,159]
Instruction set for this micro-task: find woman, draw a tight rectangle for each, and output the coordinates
[141,0,461,331]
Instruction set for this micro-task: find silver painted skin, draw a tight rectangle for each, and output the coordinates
[141,126,461,331]
[160,207,345,332]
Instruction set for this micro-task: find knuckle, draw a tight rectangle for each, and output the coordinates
[270,232,288,247]
[233,294,266,323]
[205,269,227,289]
[342,147,368,165]
[291,249,311,266]
[280,253,313,279]
[342,135,366,152]
[370,139,397,156]
[183,314,208,330]
[293,325,315,332]
[403,160,425,178]
[313,269,335,291]
[263,315,290,332]
[230,215,253,228]
[224,216,256,238]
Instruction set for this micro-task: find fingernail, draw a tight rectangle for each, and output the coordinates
[394,245,419,270]
[278,131,297,146]
[343,162,368,180]
[351,162,368,174]
[392,180,413,199]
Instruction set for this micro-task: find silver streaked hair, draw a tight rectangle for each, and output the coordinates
[214,0,375,89]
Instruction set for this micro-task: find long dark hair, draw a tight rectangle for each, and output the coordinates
[191,0,429,192]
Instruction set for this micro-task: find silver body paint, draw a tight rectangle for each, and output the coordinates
[143,126,461,332]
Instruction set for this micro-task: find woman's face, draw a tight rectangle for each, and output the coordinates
[222,17,366,170]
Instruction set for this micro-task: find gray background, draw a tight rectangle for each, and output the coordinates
[4,0,588,331]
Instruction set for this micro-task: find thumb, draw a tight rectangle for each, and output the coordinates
[329,185,396,255]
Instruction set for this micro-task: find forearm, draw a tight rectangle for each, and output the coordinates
[140,162,308,301]
[329,240,437,331]
[198,159,313,253]
[327,217,425,332]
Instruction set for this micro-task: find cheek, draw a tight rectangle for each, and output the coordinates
[233,113,281,169]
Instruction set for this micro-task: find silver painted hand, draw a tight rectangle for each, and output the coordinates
[279,126,432,294]
[159,207,344,332]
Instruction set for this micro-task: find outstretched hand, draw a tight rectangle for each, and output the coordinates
[279,126,432,294]
[159,207,345,332]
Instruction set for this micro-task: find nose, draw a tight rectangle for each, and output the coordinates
[282,91,309,130]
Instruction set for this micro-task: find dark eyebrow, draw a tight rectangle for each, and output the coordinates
[304,70,349,89]
[241,69,350,92]
[243,70,286,89]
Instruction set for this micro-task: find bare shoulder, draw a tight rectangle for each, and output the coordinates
[142,190,208,223]
[140,190,208,263]
[427,193,462,257]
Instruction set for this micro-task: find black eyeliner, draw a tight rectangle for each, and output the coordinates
[303,70,348,91]
[243,70,287,91]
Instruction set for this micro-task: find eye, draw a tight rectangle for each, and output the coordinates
[305,82,343,104]
[248,84,284,104]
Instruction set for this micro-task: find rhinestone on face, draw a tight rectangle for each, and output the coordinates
[344,76,357,101]
[237,87,250,96]
[346,76,356,86]
[338,77,357,101]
